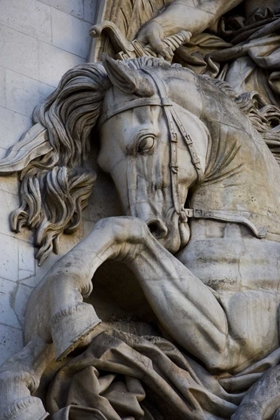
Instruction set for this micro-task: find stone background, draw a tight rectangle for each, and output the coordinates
[0,0,100,365]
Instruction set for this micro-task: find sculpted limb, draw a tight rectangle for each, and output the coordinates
[136,0,243,58]
[127,227,239,372]
[24,216,147,360]
[0,336,53,420]
[231,364,280,420]
[26,216,235,371]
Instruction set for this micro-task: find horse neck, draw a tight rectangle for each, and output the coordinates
[136,66,280,238]
[189,78,280,238]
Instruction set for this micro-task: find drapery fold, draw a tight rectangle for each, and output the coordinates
[175,9,280,106]
[46,329,280,420]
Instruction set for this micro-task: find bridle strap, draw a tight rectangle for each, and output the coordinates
[143,69,203,221]
[99,97,173,126]
[171,107,203,183]
[164,104,182,216]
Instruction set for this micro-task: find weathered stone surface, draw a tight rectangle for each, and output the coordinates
[0,25,39,79]
[0,324,23,363]
[38,41,85,86]
[0,0,101,373]
[0,66,6,108]
[0,278,21,329]
[38,0,84,19]
[83,0,98,23]
[1,1,280,419]
[51,7,92,58]
[6,70,54,118]
[0,107,32,155]
[0,0,52,42]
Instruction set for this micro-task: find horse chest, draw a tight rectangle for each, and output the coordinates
[178,220,280,293]
[178,221,280,356]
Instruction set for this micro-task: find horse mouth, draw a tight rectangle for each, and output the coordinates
[146,218,168,240]
[147,212,190,253]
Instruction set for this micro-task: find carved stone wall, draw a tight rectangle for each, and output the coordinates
[0,0,98,365]
[2,2,280,418]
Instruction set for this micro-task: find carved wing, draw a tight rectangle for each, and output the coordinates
[89,0,174,62]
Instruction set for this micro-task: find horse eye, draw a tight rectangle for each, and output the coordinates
[137,135,155,154]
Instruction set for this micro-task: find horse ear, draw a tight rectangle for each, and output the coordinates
[102,54,155,97]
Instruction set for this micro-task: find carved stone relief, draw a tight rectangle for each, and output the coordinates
[1,1,280,419]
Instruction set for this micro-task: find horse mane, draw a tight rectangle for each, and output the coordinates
[8,62,111,264]
[2,56,279,264]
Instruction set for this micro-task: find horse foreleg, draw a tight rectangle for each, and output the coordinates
[126,229,240,372]
[25,216,147,361]
[0,336,53,420]
[25,215,234,369]
[60,216,235,371]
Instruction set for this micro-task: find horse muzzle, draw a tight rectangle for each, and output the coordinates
[146,218,169,240]
[145,212,190,253]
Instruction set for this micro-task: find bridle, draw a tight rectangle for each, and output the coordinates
[99,69,204,223]
[143,69,204,222]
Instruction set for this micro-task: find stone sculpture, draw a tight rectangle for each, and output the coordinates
[1,1,280,419]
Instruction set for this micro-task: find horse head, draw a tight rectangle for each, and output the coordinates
[97,56,209,253]
[4,55,280,264]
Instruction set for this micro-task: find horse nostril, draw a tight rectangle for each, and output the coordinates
[147,218,168,239]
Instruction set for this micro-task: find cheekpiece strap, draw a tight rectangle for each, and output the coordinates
[142,69,185,219]
[143,69,203,220]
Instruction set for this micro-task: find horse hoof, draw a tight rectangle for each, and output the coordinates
[50,303,101,361]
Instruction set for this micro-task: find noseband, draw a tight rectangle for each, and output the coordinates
[99,70,204,223]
